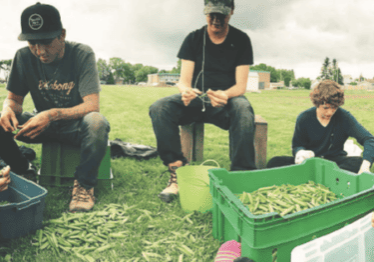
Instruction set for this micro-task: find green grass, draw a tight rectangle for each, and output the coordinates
[0,84,374,261]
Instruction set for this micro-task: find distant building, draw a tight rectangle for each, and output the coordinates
[311,80,320,90]
[246,71,259,91]
[147,73,180,86]
[115,77,124,85]
[343,75,353,86]
[269,81,284,89]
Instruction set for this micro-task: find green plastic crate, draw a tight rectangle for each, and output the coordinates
[209,158,374,262]
[39,142,112,189]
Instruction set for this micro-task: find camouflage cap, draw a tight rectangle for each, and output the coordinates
[204,0,233,15]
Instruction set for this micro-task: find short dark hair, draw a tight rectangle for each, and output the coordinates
[310,80,345,107]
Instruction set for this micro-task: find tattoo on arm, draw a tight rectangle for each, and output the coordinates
[47,93,100,121]
[3,98,23,115]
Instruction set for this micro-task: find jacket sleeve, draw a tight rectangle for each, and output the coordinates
[292,114,308,156]
[345,111,374,164]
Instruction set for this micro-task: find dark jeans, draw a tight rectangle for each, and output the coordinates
[149,93,257,171]
[267,155,364,173]
[0,112,110,189]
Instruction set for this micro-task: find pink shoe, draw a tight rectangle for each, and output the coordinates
[215,240,241,262]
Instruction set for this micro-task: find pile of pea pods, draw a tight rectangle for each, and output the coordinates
[238,181,338,216]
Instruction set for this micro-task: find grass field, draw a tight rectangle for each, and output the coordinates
[0,84,373,262]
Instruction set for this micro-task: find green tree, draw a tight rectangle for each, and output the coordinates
[251,63,278,82]
[331,59,344,85]
[277,69,295,86]
[107,72,115,85]
[109,57,132,83]
[97,58,111,82]
[291,77,311,89]
[0,59,12,82]
[135,66,158,82]
[359,74,365,82]
[170,59,181,74]
[320,57,331,80]
[129,63,143,83]
[284,76,292,87]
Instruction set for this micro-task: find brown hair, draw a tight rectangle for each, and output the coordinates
[310,80,345,107]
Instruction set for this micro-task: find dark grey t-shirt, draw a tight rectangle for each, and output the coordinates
[7,41,100,112]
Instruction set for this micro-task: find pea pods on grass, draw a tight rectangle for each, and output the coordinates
[32,204,133,256]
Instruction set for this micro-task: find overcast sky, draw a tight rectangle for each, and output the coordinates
[1,0,374,80]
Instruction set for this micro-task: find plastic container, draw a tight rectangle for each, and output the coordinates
[177,160,219,213]
[209,158,374,262]
[39,142,112,188]
[291,211,374,261]
[0,171,48,239]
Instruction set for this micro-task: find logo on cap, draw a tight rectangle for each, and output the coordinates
[29,14,43,30]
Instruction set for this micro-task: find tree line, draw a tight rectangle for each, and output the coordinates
[1,57,371,88]
[97,58,181,84]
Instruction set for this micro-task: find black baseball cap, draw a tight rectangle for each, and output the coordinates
[18,2,63,41]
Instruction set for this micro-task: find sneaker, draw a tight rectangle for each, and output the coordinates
[158,160,185,203]
[69,180,95,212]
[18,162,37,182]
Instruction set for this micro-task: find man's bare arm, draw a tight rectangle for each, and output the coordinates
[3,92,24,115]
[207,65,250,107]
[223,65,250,98]
[0,92,24,131]
[47,93,100,121]
[178,59,202,106]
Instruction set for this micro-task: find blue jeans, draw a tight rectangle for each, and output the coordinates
[14,112,110,189]
[149,93,257,171]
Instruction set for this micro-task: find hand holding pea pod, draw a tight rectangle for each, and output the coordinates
[0,166,11,192]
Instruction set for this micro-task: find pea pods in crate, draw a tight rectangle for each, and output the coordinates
[0,171,48,239]
[208,158,374,262]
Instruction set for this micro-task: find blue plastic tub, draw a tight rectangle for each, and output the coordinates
[0,171,48,239]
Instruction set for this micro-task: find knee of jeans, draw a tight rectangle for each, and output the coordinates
[149,98,172,120]
[229,97,254,119]
[149,99,164,116]
[82,112,110,136]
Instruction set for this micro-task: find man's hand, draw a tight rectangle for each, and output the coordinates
[295,150,315,164]
[371,212,374,228]
[15,111,51,140]
[358,160,371,174]
[0,166,11,192]
[181,88,202,106]
[0,107,19,132]
[206,89,228,108]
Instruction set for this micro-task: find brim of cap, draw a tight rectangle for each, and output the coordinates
[204,6,232,15]
[18,29,62,41]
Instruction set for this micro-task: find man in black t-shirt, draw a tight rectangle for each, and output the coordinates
[149,0,256,203]
[0,3,110,212]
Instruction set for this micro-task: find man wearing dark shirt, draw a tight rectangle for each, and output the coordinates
[149,0,256,203]
[267,80,374,174]
[0,3,110,212]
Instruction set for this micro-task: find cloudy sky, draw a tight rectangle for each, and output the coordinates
[1,0,374,80]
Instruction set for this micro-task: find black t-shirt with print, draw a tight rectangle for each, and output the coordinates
[177,25,253,91]
[7,41,100,113]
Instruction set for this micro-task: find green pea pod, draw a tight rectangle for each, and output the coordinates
[280,206,295,216]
